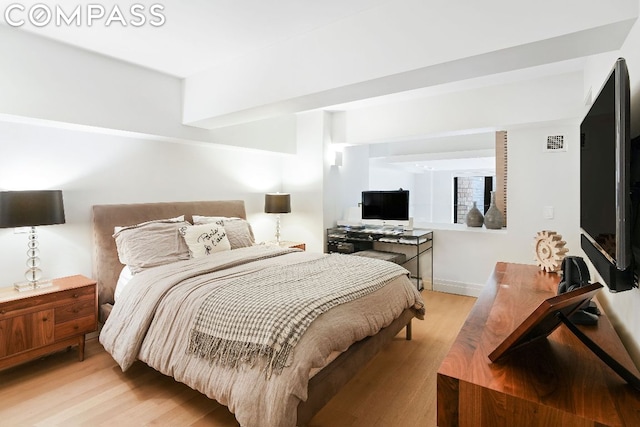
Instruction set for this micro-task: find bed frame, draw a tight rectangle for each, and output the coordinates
[91,200,416,426]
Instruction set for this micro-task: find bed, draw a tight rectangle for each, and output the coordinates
[92,200,424,427]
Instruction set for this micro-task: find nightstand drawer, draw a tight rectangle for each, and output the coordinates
[0,285,95,314]
[50,286,95,304]
[55,299,95,324]
[55,315,96,340]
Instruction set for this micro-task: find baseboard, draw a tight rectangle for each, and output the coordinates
[433,279,483,297]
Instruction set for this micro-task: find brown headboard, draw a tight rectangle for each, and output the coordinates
[91,200,247,321]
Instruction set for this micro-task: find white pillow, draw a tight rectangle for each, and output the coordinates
[113,218,191,274]
[192,215,237,224]
[113,215,184,233]
[192,216,255,249]
[114,265,134,302]
[179,223,231,258]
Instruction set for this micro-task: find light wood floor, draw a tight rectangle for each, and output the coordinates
[0,290,476,427]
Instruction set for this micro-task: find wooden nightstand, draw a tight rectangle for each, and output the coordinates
[278,241,306,250]
[0,275,97,371]
[263,241,306,250]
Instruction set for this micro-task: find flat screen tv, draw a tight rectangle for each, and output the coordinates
[361,190,409,221]
[580,57,638,292]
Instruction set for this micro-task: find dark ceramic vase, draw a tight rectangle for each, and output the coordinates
[484,191,504,229]
[465,201,484,227]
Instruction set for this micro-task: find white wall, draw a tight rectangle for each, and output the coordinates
[506,123,582,256]
[0,26,296,153]
[0,120,286,284]
[431,171,454,223]
[326,143,370,223]
[368,163,414,193]
[281,111,328,253]
[413,171,434,223]
[405,122,580,296]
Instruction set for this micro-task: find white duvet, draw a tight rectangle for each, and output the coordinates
[100,245,424,427]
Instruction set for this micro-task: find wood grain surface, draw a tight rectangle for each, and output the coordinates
[437,262,640,427]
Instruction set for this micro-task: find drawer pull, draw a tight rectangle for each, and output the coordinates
[42,317,48,322]
[0,310,5,315]
[73,293,79,298]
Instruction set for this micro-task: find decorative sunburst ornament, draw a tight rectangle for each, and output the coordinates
[533,230,568,273]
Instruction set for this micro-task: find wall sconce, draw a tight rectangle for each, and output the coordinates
[333,151,343,167]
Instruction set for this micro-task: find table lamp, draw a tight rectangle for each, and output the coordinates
[264,193,290,244]
[0,190,66,291]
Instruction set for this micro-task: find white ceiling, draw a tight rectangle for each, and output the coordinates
[4,1,634,108]
[2,0,637,167]
[5,0,386,78]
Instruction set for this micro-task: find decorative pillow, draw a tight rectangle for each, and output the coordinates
[112,218,191,274]
[179,223,231,257]
[192,216,255,249]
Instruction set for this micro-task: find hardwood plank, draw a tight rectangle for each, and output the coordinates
[0,290,475,427]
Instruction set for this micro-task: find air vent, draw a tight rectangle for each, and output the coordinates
[545,135,566,152]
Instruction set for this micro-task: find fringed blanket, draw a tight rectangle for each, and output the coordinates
[187,253,409,377]
[100,246,424,427]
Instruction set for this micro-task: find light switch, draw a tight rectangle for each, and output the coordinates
[543,206,554,219]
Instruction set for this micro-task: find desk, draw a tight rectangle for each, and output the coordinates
[437,262,640,427]
[326,227,433,290]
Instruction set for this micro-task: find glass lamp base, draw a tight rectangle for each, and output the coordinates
[14,226,53,292]
[14,280,53,292]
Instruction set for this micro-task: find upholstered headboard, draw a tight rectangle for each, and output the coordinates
[91,200,247,321]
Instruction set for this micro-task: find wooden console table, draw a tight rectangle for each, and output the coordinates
[437,262,640,427]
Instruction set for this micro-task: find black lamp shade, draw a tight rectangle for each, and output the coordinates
[264,193,291,214]
[0,190,66,228]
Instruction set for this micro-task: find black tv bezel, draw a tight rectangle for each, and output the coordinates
[580,57,636,292]
[361,190,409,221]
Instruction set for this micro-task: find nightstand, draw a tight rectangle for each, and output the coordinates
[263,241,306,250]
[278,241,306,250]
[0,275,97,371]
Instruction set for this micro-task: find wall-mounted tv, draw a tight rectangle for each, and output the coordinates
[361,190,409,221]
[580,57,637,292]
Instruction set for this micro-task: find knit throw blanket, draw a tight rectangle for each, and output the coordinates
[187,253,409,377]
